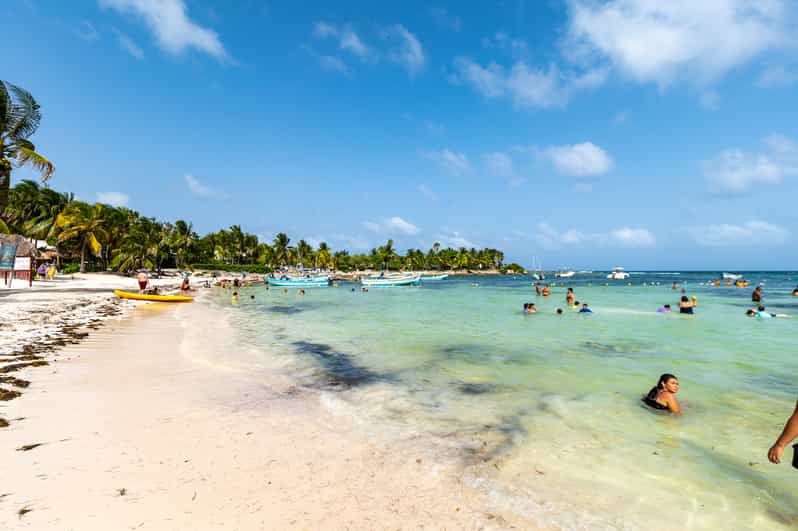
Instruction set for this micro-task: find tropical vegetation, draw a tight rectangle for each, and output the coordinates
[1,180,507,274]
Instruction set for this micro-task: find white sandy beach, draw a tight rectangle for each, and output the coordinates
[0,275,540,530]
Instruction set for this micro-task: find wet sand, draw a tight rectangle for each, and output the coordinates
[0,297,540,530]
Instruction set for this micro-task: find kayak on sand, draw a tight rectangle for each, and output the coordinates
[113,289,193,303]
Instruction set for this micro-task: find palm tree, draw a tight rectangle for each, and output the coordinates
[315,242,332,269]
[295,239,314,268]
[0,80,55,211]
[169,220,197,268]
[111,217,164,273]
[54,202,107,273]
[378,239,398,270]
[272,233,290,267]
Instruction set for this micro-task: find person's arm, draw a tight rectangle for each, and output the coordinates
[769,401,798,464]
[667,395,681,415]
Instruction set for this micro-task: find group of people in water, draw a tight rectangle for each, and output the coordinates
[524,287,592,315]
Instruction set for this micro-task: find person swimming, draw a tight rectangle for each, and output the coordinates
[524,303,537,314]
[657,304,671,313]
[752,286,762,303]
[679,295,697,314]
[793,285,798,296]
[542,284,551,297]
[556,308,563,315]
[535,283,542,296]
[642,373,681,414]
[578,303,592,313]
[231,291,239,303]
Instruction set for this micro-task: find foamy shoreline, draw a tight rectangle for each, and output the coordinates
[0,277,540,529]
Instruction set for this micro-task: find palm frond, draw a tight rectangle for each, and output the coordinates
[87,233,102,256]
[0,81,11,133]
[13,146,55,182]
[7,82,42,139]
[0,218,9,235]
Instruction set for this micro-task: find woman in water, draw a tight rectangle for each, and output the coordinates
[642,373,681,414]
[679,295,697,314]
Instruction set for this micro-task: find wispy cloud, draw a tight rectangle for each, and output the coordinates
[421,149,472,176]
[484,152,514,178]
[184,174,226,199]
[451,57,606,109]
[703,134,798,194]
[312,22,373,60]
[365,216,420,235]
[757,64,798,87]
[533,222,655,249]
[96,191,129,207]
[436,230,475,248]
[74,20,100,41]
[384,24,426,76]
[99,0,228,60]
[687,220,789,246]
[113,28,144,59]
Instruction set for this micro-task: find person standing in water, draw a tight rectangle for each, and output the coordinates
[679,295,697,314]
[137,270,149,292]
[768,401,798,465]
[642,374,681,414]
[566,287,575,305]
[752,286,762,303]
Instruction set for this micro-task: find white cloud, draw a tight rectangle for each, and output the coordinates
[437,231,475,248]
[385,24,426,76]
[417,184,438,201]
[542,142,613,177]
[113,28,144,59]
[610,227,656,247]
[312,22,372,60]
[687,220,789,246]
[484,152,514,178]
[421,149,472,176]
[99,0,227,60]
[533,222,655,249]
[566,0,789,86]
[184,174,226,199]
[451,56,606,109]
[74,20,99,41]
[703,134,798,194]
[365,216,420,235]
[96,191,129,207]
[482,32,529,58]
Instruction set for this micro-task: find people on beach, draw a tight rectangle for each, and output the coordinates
[571,300,580,310]
[298,289,305,296]
[566,287,575,305]
[180,276,190,291]
[672,281,679,290]
[137,270,149,292]
[579,303,592,313]
[523,303,537,314]
[642,373,681,415]
[793,286,798,296]
[679,295,697,314]
[231,291,239,303]
[542,284,551,297]
[535,283,542,296]
[657,304,672,313]
[768,400,798,464]
[752,286,762,303]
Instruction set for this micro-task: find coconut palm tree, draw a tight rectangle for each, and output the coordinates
[272,233,290,267]
[0,80,55,211]
[54,202,107,273]
[315,242,332,269]
[111,217,164,273]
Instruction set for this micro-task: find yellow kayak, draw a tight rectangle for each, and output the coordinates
[114,290,193,303]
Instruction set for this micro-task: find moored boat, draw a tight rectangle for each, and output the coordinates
[266,275,330,287]
[360,274,421,287]
[607,267,630,280]
[420,274,448,281]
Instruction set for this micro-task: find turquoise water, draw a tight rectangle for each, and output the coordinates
[216,272,798,529]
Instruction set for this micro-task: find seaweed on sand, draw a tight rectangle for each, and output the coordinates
[0,376,30,388]
[0,360,49,374]
[0,418,8,428]
[0,387,22,401]
[291,341,380,389]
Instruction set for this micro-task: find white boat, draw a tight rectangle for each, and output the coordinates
[722,272,742,280]
[555,270,575,278]
[267,275,330,287]
[607,267,630,280]
[420,274,448,281]
[531,256,545,280]
[360,274,421,287]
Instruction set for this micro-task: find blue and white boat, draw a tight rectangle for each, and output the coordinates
[360,274,421,287]
[267,275,330,287]
[420,273,448,281]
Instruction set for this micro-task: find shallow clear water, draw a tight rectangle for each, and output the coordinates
[215,272,798,530]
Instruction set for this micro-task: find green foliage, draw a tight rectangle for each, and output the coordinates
[501,263,527,274]
[191,263,273,274]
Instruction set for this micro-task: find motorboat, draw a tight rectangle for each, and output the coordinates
[420,273,448,281]
[360,274,421,287]
[607,267,630,280]
[267,275,330,287]
[555,270,575,278]
[722,273,742,281]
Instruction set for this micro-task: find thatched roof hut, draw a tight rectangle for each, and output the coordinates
[0,234,38,257]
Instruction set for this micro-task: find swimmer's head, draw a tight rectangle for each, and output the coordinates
[556,308,563,314]
[657,373,679,393]
[746,309,756,316]
[681,295,689,302]
[758,305,765,311]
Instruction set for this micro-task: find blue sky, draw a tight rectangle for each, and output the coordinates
[5,0,798,269]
